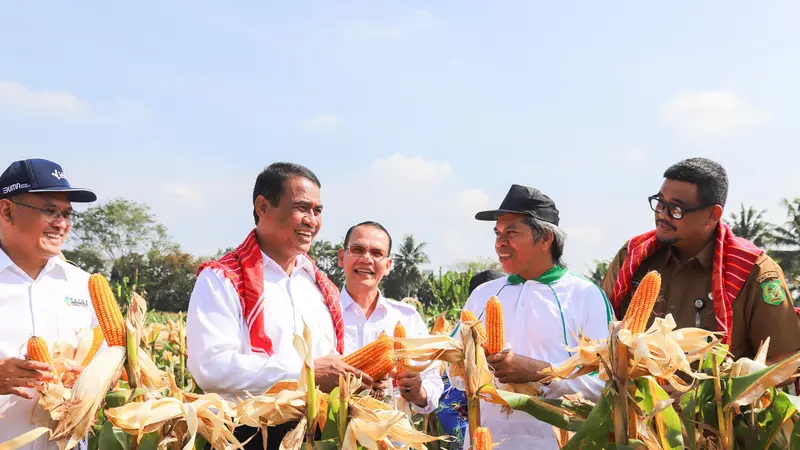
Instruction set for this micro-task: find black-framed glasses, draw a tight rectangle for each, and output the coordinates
[648,195,707,220]
[345,244,389,261]
[10,200,79,223]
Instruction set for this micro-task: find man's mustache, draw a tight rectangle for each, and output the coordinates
[656,220,676,231]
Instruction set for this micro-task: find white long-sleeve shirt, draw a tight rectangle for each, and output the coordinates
[0,248,98,450]
[340,288,444,415]
[186,253,337,401]
[450,270,614,450]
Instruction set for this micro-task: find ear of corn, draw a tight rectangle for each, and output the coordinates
[431,314,448,335]
[393,321,408,373]
[88,273,127,347]
[342,331,395,380]
[80,326,105,367]
[484,296,504,354]
[27,336,54,366]
[622,270,662,334]
[461,309,487,343]
[472,427,492,450]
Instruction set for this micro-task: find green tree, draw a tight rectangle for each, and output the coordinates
[586,259,610,285]
[416,268,472,323]
[71,197,169,261]
[62,243,107,274]
[308,239,345,288]
[771,198,800,300]
[727,203,774,248]
[450,257,502,273]
[382,234,430,300]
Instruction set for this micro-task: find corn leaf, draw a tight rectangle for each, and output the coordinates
[748,390,798,450]
[313,439,339,450]
[98,422,130,450]
[496,390,588,432]
[137,433,160,450]
[791,418,800,449]
[725,350,800,408]
[322,387,342,442]
[633,378,683,450]
[562,388,614,450]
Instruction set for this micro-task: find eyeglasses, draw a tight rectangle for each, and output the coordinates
[345,244,389,261]
[648,195,707,220]
[11,200,79,223]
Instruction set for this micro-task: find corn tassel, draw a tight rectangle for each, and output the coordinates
[80,326,105,367]
[27,336,54,366]
[472,427,492,450]
[461,309,487,344]
[484,296,504,354]
[622,270,662,334]
[88,273,127,347]
[342,331,395,380]
[393,321,408,373]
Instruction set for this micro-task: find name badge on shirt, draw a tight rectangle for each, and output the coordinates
[64,295,90,308]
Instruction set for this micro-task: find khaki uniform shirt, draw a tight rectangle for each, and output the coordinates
[601,240,800,360]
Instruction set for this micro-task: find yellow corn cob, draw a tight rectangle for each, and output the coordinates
[342,331,395,380]
[393,321,407,373]
[88,273,127,347]
[484,296,504,354]
[622,270,662,334]
[461,309,487,343]
[472,427,493,450]
[80,326,105,367]
[26,336,53,366]
[431,314,448,335]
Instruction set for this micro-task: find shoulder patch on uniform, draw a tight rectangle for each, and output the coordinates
[761,279,787,305]
[756,270,779,284]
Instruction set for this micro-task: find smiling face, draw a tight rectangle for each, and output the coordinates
[0,192,73,260]
[255,176,322,259]
[494,213,553,278]
[338,225,393,292]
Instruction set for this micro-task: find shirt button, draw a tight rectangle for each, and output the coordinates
[707,310,713,316]
[669,305,676,310]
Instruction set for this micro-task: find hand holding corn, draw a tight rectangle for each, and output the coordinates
[0,357,57,399]
[313,354,375,393]
[395,371,428,407]
[486,351,552,384]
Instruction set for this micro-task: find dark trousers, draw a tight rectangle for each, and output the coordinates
[232,421,321,450]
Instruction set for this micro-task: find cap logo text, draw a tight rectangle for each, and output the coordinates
[2,183,31,195]
[51,170,66,180]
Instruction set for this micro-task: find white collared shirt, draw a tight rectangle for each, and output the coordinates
[0,247,98,450]
[186,252,337,401]
[340,288,444,415]
[450,272,614,450]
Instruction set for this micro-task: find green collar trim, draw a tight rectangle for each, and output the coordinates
[507,265,568,286]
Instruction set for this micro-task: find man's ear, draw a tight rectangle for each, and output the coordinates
[385,258,393,272]
[0,200,13,225]
[254,195,272,221]
[337,248,345,268]
[708,205,724,224]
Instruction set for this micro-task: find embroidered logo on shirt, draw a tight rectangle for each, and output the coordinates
[64,296,89,308]
[761,280,786,306]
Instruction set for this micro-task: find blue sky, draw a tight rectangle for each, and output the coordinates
[2,2,799,274]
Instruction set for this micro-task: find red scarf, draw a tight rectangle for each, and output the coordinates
[197,229,344,355]
[610,222,761,344]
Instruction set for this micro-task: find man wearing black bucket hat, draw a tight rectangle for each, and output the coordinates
[0,158,100,450]
[448,184,614,450]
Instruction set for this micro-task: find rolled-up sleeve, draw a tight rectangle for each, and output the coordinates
[186,268,296,396]
[407,311,444,415]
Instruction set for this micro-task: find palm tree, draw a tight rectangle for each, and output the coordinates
[771,198,800,300]
[727,203,774,248]
[586,259,610,285]
[382,234,430,299]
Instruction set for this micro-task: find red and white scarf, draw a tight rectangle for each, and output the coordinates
[610,222,761,344]
[197,229,344,355]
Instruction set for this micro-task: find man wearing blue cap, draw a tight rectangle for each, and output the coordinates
[0,158,99,450]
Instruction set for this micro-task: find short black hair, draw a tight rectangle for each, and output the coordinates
[469,270,504,294]
[663,157,728,207]
[343,221,392,254]
[252,162,321,225]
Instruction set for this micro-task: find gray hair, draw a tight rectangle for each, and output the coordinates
[522,215,567,267]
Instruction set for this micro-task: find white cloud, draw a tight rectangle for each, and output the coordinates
[0,80,86,118]
[661,89,772,140]
[299,114,342,133]
[323,154,495,268]
[162,183,204,209]
[342,9,439,41]
[369,154,452,190]
[0,80,150,124]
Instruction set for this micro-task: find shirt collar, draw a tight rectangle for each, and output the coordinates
[340,286,387,314]
[0,245,70,279]
[261,252,316,279]
[507,265,568,285]
[666,240,715,271]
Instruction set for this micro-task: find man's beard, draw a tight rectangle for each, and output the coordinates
[655,233,679,245]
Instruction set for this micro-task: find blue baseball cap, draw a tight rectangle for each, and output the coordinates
[0,158,97,202]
